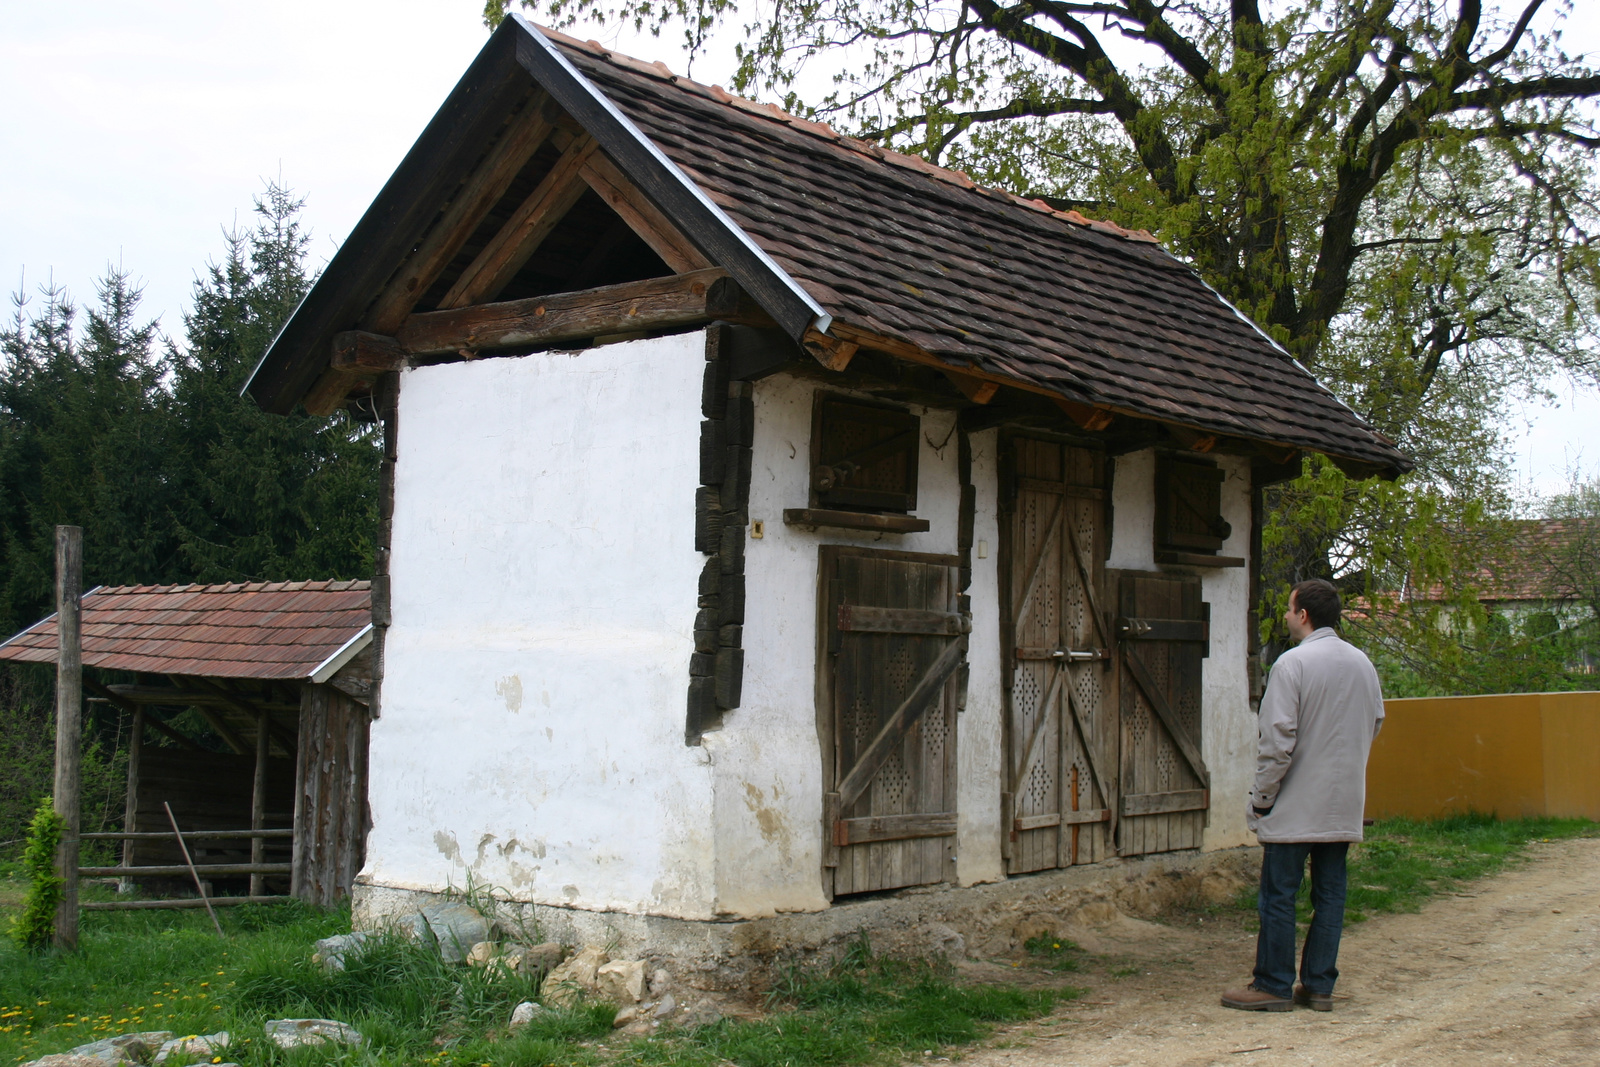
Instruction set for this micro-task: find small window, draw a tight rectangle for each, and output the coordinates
[1155,456,1230,554]
[811,395,919,514]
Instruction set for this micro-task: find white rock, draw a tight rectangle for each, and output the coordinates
[612,1006,637,1028]
[508,1001,550,1030]
[540,945,607,1007]
[262,1020,364,1049]
[153,1033,229,1065]
[647,967,672,997]
[596,959,646,1004]
[420,902,491,963]
[313,932,375,972]
[465,941,499,967]
[64,1033,173,1066]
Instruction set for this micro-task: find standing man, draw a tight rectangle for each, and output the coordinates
[1222,579,1385,1012]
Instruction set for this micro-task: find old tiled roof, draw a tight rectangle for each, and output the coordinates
[1408,519,1598,603]
[550,32,1405,471]
[0,580,371,680]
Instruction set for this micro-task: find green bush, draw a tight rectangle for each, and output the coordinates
[11,797,66,952]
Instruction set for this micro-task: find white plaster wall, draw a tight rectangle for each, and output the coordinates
[368,332,719,919]
[1107,448,1255,852]
[709,374,1004,916]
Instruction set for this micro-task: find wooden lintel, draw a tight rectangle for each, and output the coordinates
[944,368,999,404]
[398,268,753,356]
[364,101,557,333]
[441,134,600,309]
[802,327,858,371]
[1054,397,1115,432]
[580,152,712,274]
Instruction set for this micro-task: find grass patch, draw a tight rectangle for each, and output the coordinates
[1231,813,1598,928]
[0,905,1063,1067]
[628,939,1072,1067]
[1020,934,1084,973]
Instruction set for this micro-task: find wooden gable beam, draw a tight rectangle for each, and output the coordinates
[362,100,557,334]
[302,332,410,416]
[944,368,999,404]
[579,152,712,274]
[439,133,600,309]
[397,267,766,355]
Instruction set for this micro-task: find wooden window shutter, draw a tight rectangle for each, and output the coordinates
[812,395,919,514]
[1155,456,1230,554]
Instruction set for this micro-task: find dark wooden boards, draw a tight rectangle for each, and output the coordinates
[1000,434,1114,873]
[395,268,759,356]
[820,546,964,897]
[783,509,930,534]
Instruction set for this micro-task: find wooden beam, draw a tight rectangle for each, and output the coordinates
[1054,397,1115,432]
[440,134,599,309]
[944,368,999,404]
[802,327,858,371]
[363,101,557,333]
[53,524,82,950]
[190,677,297,756]
[397,268,757,355]
[302,332,411,416]
[88,678,210,753]
[579,152,712,274]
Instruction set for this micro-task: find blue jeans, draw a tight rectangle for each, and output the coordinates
[1253,841,1349,998]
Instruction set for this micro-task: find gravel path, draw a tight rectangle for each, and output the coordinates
[961,837,1600,1067]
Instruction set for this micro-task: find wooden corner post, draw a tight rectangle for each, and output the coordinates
[53,524,83,950]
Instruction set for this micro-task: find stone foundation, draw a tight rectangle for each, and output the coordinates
[353,845,1260,991]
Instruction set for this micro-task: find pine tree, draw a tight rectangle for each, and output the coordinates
[163,182,380,583]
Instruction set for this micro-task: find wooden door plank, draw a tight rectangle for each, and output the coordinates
[1010,663,1065,790]
[1012,495,1064,633]
[1121,789,1209,816]
[837,605,970,635]
[1123,646,1210,787]
[1064,672,1116,843]
[440,134,599,308]
[835,812,957,845]
[1060,498,1111,649]
[836,635,967,811]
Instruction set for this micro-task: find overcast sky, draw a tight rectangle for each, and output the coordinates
[2,0,1592,496]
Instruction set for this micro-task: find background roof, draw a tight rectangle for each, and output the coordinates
[0,580,371,680]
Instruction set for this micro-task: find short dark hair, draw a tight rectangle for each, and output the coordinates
[1290,579,1341,630]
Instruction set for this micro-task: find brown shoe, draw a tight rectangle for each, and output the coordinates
[1221,984,1293,1011]
[1294,985,1333,1011]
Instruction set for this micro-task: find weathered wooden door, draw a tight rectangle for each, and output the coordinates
[820,546,967,898]
[1001,435,1116,873]
[1115,572,1210,855]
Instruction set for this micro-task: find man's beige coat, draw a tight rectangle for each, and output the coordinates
[1248,627,1385,843]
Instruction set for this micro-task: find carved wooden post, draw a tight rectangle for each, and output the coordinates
[53,525,83,950]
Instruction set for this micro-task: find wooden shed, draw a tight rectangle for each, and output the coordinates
[0,580,372,905]
[238,19,1408,936]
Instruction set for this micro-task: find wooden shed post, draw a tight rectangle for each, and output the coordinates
[121,706,143,881]
[53,524,83,950]
[251,710,269,896]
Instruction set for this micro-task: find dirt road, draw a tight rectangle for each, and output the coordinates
[962,837,1600,1067]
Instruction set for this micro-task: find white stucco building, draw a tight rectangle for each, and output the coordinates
[245,18,1407,941]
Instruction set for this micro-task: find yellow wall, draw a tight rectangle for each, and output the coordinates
[1366,691,1600,821]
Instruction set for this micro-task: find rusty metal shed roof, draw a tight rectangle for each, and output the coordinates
[0,580,371,681]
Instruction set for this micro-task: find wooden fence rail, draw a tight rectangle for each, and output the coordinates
[81,829,295,841]
[79,863,291,878]
[81,896,286,912]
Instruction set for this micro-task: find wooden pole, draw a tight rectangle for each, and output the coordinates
[163,802,223,937]
[250,710,269,896]
[53,524,82,950]
[120,705,143,888]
